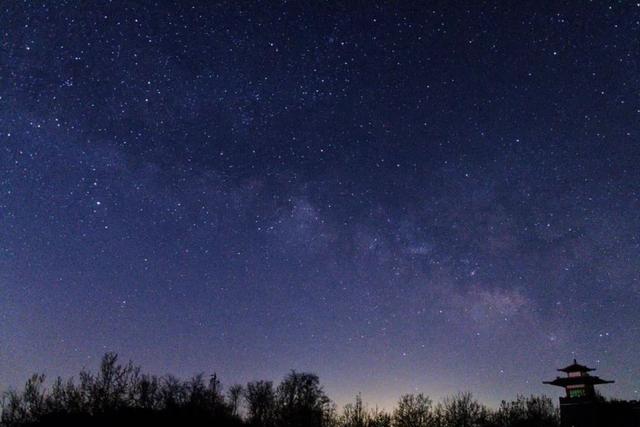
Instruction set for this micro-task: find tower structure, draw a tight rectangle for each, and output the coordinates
[544,359,614,427]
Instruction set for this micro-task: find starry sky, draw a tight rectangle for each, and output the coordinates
[1,1,639,408]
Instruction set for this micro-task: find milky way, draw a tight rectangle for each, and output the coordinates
[1,2,639,407]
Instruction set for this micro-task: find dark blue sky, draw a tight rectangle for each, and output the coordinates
[1,1,639,407]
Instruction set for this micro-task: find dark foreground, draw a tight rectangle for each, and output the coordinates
[0,352,592,427]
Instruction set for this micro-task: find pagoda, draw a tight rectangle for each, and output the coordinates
[544,359,614,400]
[544,359,614,427]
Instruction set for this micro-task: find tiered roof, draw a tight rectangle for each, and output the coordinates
[543,359,614,388]
[557,359,596,373]
[543,376,614,387]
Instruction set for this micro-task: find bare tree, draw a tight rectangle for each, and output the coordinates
[393,393,434,427]
[492,395,558,427]
[1,374,47,426]
[227,384,244,417]
[276,371,332,427]
[436,392,488,427]
[246,380,276,427]
[342,394,368,427]
[369,408,392,427]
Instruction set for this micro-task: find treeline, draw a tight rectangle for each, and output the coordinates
[1,353,559,427]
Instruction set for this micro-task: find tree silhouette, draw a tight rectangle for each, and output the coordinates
[227,384,244,417]
[492,395,558,427]
[0,353,569,427]
[245,381,276,427]
[275,371,331,427]
[341,394,368,427]
[436,392,489,427]
[0,353,242,427]
[368,409,391,427]
[341,394,391,427]
[393,393,434,427]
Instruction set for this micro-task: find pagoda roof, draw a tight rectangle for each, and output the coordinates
[543,376,614,387]
[557,359,596,373]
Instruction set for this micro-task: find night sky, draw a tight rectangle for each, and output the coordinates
[1,1,639,408]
